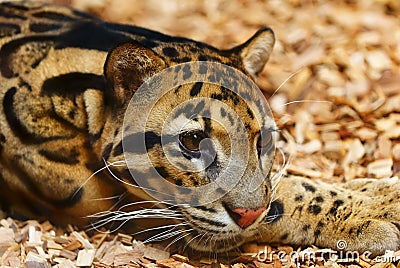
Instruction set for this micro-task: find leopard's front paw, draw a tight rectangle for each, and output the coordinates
[330,219,400,256]
[321,178,400,255]
[262,176,400,256]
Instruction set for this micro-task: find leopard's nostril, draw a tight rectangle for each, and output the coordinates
[226,206,266,229]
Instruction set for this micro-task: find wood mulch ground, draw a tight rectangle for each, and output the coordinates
[1,0,400,267]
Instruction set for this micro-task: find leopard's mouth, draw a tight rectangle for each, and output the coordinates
[180,217,265,253]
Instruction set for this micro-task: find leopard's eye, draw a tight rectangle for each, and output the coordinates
[179,130,207,152]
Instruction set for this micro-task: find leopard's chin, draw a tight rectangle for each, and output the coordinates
[181,227,260,253]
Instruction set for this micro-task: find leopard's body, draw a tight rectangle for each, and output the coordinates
[0,1,399,255]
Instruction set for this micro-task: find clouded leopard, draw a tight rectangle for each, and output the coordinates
[0,1,399,255]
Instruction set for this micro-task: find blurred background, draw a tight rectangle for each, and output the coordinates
[44,0,400,182]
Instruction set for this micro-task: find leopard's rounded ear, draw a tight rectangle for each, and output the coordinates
[234,27,275,78]
[104,42,166,105]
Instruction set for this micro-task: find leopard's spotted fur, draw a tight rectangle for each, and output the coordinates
[0,1,399,255]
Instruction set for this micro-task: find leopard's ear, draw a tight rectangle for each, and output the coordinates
[234,27,275,78]
[104,42,166,105]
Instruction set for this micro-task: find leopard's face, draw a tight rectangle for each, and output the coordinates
[102,27,276,251]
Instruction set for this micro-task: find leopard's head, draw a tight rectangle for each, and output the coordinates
[103,28,276,252]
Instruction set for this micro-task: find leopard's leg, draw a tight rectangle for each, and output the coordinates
[258,175,400,255]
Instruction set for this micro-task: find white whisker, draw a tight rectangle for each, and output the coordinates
[144,228,191,243]
[271,68,304,98]
[117,200,179,211]
[133,223,188,237]
[91,195,123,201]
[71,160,125,199]
[88,216,130,233]
[281,100,331,106]
[271,146,286,189]
[86,204,184,233]
[71,159,127,201]
[182,232,203,252]
[165,230,194,250]
[265,213,291,223]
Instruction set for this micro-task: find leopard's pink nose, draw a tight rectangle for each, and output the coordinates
[230,207,266,228]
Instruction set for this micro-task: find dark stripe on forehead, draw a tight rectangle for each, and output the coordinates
[199,61,207,74]
[173,100,205,119]
[210,86,240,105]
[227,113,234,126]
[220,107,226,118]
[190,82,203,97]
[182,64,192,80]
[193,100,205,115]
[247,107,254,119]
[203,117,212,135]
[174,85,183,94]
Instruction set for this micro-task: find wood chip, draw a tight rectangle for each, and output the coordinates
[76,249,96,267]
[60,249,78,260]
[253,261,274,268]
[343,139,365,166]
[63,239,82,251]
[367,159,394,178]
[157,258,195,268]
[54,236,70,245]
[356,128,378,141]
[116,233,133,245]
[71,231,94,249]
[25,251,50,268]
[393,144,400,161]
[287,165,323,179]
[0,227,15,244]
[114,252,142,266]
[172,254,189,263]
[57,259,76,268]
[27,226,42,246]
[40,221,53,232]
[46,240,63,250]
[143,247,170,261]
